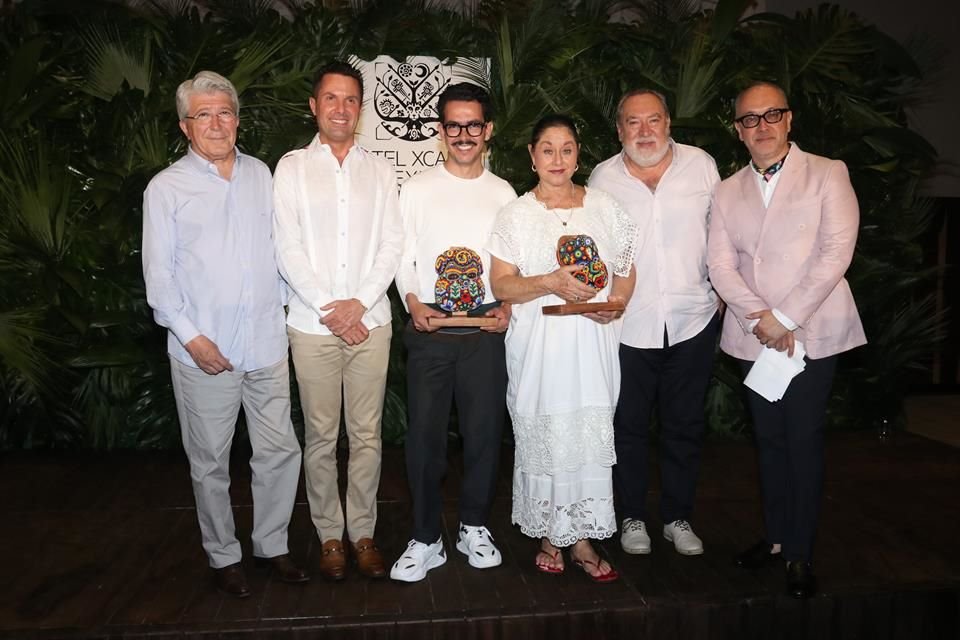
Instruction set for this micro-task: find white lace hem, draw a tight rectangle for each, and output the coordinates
[511,463,617,547]
[512,406,617,475]
[512,495,617,547]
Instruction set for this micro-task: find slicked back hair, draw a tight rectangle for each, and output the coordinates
[312,60,364,102]
[530,113,580,147]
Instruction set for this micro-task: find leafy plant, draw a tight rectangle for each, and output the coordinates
[0,0,939,449]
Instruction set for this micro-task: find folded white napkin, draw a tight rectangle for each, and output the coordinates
[744,341,807,402]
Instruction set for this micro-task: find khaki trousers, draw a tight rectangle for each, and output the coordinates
[288,325,390,543]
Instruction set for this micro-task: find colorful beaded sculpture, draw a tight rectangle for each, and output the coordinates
[434,247,485,312]
[556,234,608,290]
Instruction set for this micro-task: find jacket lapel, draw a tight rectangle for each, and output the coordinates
[764,143,806,214]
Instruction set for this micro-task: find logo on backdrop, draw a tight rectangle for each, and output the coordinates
[352,55,490,186]
[374,60,444,142]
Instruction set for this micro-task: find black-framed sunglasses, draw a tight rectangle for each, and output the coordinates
[442,121,487,137]
[734,108,790,128]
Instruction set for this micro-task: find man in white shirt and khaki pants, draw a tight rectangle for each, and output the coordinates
[589,89,721,558]
[273,60,403,581]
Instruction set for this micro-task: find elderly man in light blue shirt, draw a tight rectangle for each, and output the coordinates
[142,70,307,598]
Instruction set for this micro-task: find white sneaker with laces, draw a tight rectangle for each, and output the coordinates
[456,524,502,569]
[663,519,704,555]
[620,518,651,554]
[390,538,446,582]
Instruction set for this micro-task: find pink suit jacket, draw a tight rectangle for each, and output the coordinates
[707,144,866,361]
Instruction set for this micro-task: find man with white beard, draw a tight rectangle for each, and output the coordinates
[589,89,721,558]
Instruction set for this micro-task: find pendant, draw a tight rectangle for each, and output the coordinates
[562,222,567,226]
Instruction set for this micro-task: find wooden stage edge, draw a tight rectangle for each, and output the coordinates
[1,430,958,639]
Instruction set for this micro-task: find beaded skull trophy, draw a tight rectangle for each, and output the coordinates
[556,235,608,290]
[434,247,485,312]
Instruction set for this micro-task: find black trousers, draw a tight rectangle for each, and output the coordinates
[739,354,837,563]
[613,313,720,524]
[403,323,507,544]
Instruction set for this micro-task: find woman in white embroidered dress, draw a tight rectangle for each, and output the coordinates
[488,115,637,582]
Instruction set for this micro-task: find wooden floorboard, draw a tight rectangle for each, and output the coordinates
[0,430,958,639]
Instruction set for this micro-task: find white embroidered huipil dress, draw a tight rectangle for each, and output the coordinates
[487,189,638,546]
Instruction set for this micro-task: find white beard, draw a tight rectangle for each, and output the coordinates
[624,141,670,168]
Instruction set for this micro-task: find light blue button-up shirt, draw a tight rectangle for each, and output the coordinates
[142,147,288,372]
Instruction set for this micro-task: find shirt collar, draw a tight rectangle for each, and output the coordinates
[309,133,361,161]
[184,145,242,176]
[750,142,793,182]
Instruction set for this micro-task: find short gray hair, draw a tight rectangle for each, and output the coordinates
[175,71,239,120]
[616,89,670,123]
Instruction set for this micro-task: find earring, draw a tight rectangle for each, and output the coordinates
[574,164,579,171]
[531,164,537,172]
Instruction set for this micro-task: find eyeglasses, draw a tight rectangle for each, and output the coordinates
[442,121,486,137]
[734,108,790,128]
[184,110,238,124]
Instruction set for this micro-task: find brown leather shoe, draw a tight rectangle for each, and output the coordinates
[353,537,387,579]
[214,563,251,598]
[319,539,347,582]
[256,554,310,583]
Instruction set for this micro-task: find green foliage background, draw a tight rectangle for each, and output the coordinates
[0,0,940,449]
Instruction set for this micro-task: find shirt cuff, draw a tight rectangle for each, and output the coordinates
[170,315,201,348]
[772,308,798,331]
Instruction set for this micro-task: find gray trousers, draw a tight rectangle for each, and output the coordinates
[170,356,302,569]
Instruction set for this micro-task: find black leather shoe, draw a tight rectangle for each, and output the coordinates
[734,539,782,569]
[215,563,251,598]
[786,561,817,599]
[255,554,310,583]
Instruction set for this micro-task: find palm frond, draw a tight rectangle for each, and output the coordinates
[79,23,152,101]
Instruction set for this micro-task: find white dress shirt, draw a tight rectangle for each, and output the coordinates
[395,164,517,311]
[273,135,403,335]
[589,141,720,348]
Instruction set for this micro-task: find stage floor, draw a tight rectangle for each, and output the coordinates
[1,430,957,639]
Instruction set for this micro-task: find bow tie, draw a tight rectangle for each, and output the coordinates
[751,154,788,182]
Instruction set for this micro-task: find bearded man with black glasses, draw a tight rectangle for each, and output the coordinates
[707,81,866,599]
[390,82,517,582]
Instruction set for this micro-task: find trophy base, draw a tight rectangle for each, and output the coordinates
[428,312,499,328]
[541,301,625,316]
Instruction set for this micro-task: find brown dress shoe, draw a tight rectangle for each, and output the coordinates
[353,537,387,579]
[319,539,347,581]
[256,554,310,583]
[215,563,251,598]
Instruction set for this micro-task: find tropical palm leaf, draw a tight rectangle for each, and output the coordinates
[79,23,152,101]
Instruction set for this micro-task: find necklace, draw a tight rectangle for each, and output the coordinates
[551,208,574,227]
[534,182,579,221]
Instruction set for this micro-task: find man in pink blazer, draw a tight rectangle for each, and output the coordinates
[707,82,866,599]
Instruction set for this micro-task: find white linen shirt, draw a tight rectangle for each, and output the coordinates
[273,135,403,335]
[589,141,720,348]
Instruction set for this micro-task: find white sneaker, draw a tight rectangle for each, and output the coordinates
[663,519,704,555]
[620,518,651,554]
[455,524,502,569]
[390,538,446,582]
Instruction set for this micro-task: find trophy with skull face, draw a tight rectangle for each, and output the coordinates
[427,247,499,328]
